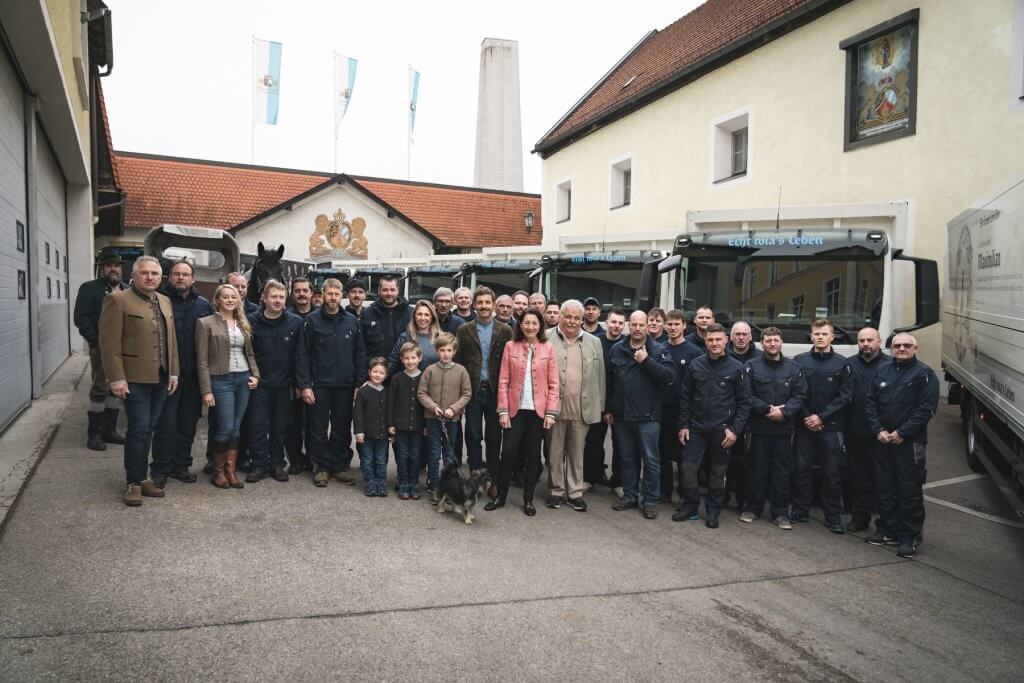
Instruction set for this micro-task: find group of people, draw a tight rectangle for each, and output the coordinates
[76,253,940,558]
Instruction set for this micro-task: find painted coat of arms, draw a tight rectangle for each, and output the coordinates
[308,209,369,259]
[854,24,914,140]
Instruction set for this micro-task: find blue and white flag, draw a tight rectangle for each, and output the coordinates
[408,67,421,142]
[252,39,282,125]
[334,54,357,133]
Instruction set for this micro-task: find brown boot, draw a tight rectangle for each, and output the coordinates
[140,479,165,498]
[123,483,142,506]
[225,438,244,489]
[211,441,230,489]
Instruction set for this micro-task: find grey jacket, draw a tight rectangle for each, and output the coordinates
[545,327,606,424]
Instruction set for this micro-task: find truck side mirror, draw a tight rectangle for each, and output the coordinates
[636,259,663,312]
[891,249,940,341]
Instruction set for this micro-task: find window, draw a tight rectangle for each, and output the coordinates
[743,265,757,300]
[766,303,776,319]
[47,277,52,299]
[45,242,50,265]
[769,261,779,286]
[64,255,68,273]
[854,277,869,314]
[55,249,60,269]
[712,109,750,183]
[556,180,572,223]
[790,293,805,318]
[824,277,841,314]
[16,221,24,252]
[610,157,632,208]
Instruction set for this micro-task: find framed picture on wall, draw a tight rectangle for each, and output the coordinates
[17,270,26,299]
[841,9,919,151]
[16,221,24,252]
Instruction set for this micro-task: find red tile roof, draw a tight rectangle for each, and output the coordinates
[535,0,823,154]
[115,152,541,248]
[96,80,122,189]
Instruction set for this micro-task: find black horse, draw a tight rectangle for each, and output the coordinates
[246,242,286,304]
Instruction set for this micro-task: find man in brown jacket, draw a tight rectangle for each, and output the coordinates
[454,286,513,492]
[99,255,180,506]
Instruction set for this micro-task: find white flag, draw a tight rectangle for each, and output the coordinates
[408,67,421,143]
[334,54,357,133]
[252,39,282,125]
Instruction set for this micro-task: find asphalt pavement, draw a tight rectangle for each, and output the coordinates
[0,377,1021,681]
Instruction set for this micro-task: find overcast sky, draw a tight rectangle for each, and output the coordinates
[102,0,700,194]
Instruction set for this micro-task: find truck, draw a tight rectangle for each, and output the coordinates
[645,202,940,356]
[942,175,1024,518]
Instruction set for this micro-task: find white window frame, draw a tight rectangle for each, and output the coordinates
[790,293,805,318]
[555,179,573,224]
[823,276,841,315]
[710,106,752,186]
[608,154,633,210]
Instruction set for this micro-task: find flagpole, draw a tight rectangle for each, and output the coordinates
[407,65,412,181]
[333,53,338,174]
[250,36,255,164]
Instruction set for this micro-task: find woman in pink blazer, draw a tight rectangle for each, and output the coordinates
[487,308,560,516]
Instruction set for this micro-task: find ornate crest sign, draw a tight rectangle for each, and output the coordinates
[308,209,369,259]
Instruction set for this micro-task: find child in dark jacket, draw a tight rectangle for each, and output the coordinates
[388,342,426,500]
[354,357,390,496]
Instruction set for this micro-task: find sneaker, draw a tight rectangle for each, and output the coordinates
[429,489,441,506]
[865,532,899,546]
[739,511,756,524]
[332,471,356,485]
[567,497,588,512]
[314,471,329,487]
[772,516,793,530]
[612,486,624,499]
[705,514,720,529]
[896,542,917,558]
[546,495,562,509]
[642,506,658,520]
[613,499,639,511]
[672,509,700,522]
[123,484,143,507]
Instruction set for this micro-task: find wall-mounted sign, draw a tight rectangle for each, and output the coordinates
[308,209,369,259]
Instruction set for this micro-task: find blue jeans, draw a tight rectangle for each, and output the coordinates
[465,384,501,477]
[359,437,389,485]
[426,418,462,490]
[123,377,168,484]
[209,372,252,442]
[394,430,423,489]
[618,420,661,508]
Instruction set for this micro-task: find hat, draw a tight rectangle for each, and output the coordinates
[346,278,367,293]
[583,296,601,308]
[95,251,125,265]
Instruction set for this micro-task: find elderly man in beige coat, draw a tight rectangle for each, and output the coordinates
[544,299,605,512]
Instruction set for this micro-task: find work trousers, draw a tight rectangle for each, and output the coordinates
[497,412,544,502]
[679,429,731,517]
[123,375,168,485]
[658,406,680,500]
[247,385,292,470]
[793,429,845,524]
[547,417,589,500]
[583,420,617,483]
[744,433,794,519]
[306,385,354,474]
[151,374,203,475]
[285,395,310,469]
[874,440,927,546]
[846,433,877,525]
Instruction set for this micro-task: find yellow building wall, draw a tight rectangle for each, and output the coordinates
[540,0,1024,364]
[44,0,91,170]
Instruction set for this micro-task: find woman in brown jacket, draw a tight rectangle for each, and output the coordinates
[196,284,260,488]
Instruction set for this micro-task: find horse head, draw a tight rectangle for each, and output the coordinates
[248,242,286,303]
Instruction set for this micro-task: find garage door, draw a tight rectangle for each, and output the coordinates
[0,44,31,432]
[35,128,69,381]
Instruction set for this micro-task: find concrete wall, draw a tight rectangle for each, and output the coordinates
[234,182,434,264]
[539,0,1024,366]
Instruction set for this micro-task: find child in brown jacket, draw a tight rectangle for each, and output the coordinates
[417,333,471,503]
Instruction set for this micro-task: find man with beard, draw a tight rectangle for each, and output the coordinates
[362,275,412,360]
[543,301,561,329]
[286,277,315,474]
[512,291,530,320]
[686,306,715,352]
[432,287,465,334]
[844,327,890,532]
[151,259,214,486]
[728,321,757,363]
[582,297,604,336]
[74,252,127,451]
[345,278,384,362]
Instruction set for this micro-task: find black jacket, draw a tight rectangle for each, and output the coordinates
[248,310,303,388]
[345,304,383,360]
[289,305,315,318]
[678,353,750,434]
[794,349,852,432]
[744,354,807,435]
[295,306,368,389]
[606,337,677,422]
[438,312,465,335]
[845,352,891,436]
[388,370,425,432]
[159,284,214,378]
[728,344,758,364]
[243,299,260,315]
[353,385,389,440]
[663,339,704,406]
[362,298,413,359]
[685,332,707,353]
[866,357,939,444]
[74,277,124,346]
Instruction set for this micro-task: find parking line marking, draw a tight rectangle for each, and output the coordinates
[922,473,988,490]
[923,495,1024,530]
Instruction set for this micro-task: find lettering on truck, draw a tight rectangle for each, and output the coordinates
[726,235,825,247]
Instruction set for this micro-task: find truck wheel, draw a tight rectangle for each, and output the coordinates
[963,398,986,473]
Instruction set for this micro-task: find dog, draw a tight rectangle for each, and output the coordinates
[436,462,488,525]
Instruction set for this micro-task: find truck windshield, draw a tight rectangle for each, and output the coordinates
[553,264,644,312]
[680,256,883,343]
[407,272,456,301]
[473,270,530,297]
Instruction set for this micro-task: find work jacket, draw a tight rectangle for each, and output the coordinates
[745,354,807,435]
[295,306,367,389]
[663,338,704,407]
[74,277,124,347]
[678,353,750,435]
[794,349,852,432]
[866,357,939,444]
[362,298,413,359]
[248,309,303,388]
[606,336,676,422]
[844,352,891,436]
[159,283,213,378]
